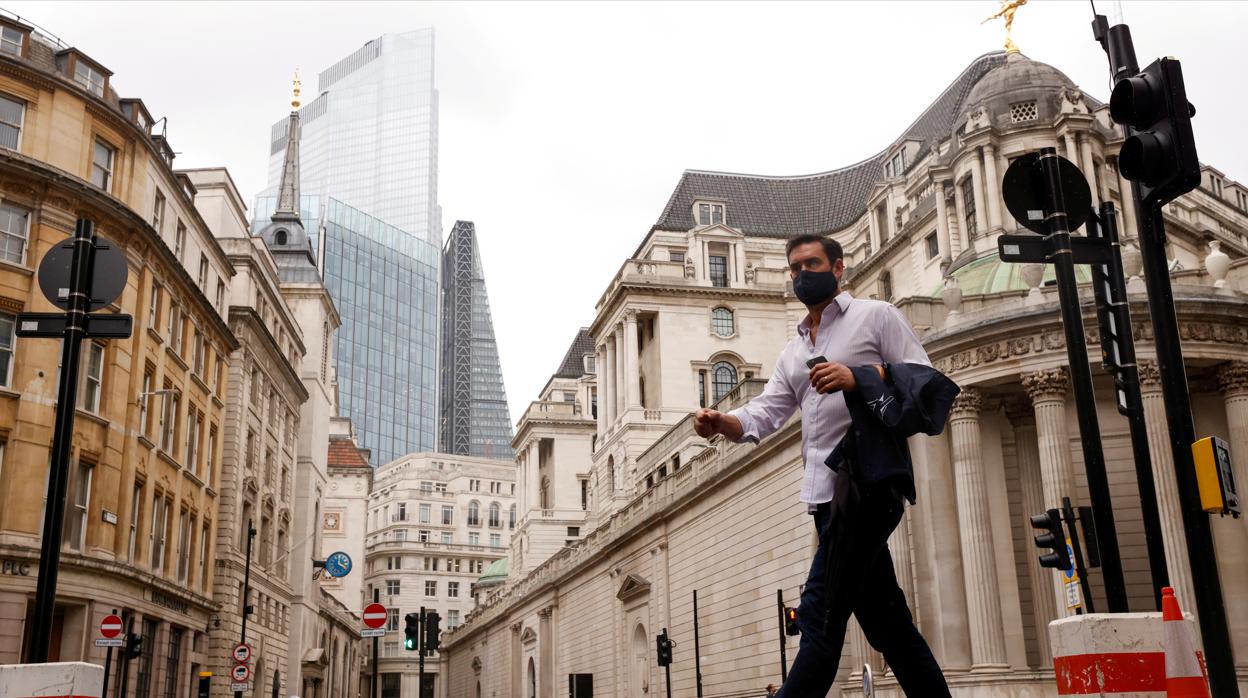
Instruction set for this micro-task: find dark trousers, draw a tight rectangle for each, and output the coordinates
[777,482,950,698]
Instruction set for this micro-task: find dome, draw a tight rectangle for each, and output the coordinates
[930,250,1091,297]
[477,556,509,588]
[960,53,1080,131]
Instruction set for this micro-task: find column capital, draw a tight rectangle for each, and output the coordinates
[1023,367,1069,402]
[950,387,983,418]
[538,606,554,620]
[511,622,523,634]
[623,309,638,324]
[1138,359,1161,387]
[1216,361,1248,396]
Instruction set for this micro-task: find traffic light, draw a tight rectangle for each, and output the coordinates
[784,607,799,636]
[404,612,419,651]
[1030,509,1072,571]
[125,632,143,660]
[423,610,441,652]
[655,629,673,667]
[1108,57,1200,206]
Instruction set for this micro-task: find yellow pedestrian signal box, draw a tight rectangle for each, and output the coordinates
[1192,436,1240,517]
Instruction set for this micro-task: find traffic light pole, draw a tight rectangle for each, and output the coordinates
[117,616,134,698]
[775,590,787,683]
[100,607,117,698]
[1037,147,1129,612]
[1092,17,1237,694]
[237,519,256,698]
[371,589,379,698]
[692,591,703,698]
[28,218,97,663]
[418,606,426,698]
[1061,498,1095,614]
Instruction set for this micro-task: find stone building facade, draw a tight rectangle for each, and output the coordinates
[363,453,516,698]
[0,16,238,698]
[441,51,1248,697]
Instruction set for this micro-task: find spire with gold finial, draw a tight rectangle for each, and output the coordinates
[982,0,1027,54]
[291,69,302,110]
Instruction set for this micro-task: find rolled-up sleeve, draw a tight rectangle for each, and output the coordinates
[879,304,931,367]
[727,357,799,444]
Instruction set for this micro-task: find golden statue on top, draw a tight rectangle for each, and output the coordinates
[292,69,302,110]
[982,0,1028,54]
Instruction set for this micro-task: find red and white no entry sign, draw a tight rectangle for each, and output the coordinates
[231,664,251,683]
[232,642,253,664]
[362,603,388,629]
[100,615,123,639]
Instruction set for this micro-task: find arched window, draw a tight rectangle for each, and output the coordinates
[711,307,734,336]
[468,500,480,527]
[606,456,615,493]
[712,361,738,402]
[488,502,501,528]
[879,271,893,302]
[509,504,516,529]
[275,229,287,246]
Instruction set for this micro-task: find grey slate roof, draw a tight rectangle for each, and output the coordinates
[553,328,595,379]
[651,52,1009,238]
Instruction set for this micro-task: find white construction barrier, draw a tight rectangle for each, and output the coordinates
[0,662,104,698]
[1049,611,1203,697]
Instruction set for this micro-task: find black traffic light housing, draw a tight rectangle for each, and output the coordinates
[125,632,143,660]
[655,628,673,667]
[784,607,799,636]
[1109,57,1200,206]
[1030,509,1072,571]
[404,612,419,651]
[423,610,441,652]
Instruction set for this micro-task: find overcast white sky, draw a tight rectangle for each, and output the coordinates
[7,1,1246,424]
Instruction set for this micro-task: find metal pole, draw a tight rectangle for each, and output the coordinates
[419,606,426,698]
[28,218,97,662]
[237,519,256,698]
[775,590,787,683]
[117,616,133,698]
[1093,20,1237,692]
[371,588,379,698]
[1036,148,1129,612]
[692,590,703,698]
[1091,202,1169,609]
[1062,497,1095,614]
[101,607,117,698]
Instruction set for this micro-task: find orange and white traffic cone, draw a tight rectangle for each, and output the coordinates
[1162,586,1210,697]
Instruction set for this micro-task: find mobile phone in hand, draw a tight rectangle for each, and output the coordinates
[806,355,827,370]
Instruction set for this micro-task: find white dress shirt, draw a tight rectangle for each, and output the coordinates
[727,292,930,506]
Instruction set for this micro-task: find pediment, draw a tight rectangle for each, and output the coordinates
[616,573,651,601]
[690,223,744,240]
[520,627,538,644]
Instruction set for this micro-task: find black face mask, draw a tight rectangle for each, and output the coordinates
[793,269,839,306]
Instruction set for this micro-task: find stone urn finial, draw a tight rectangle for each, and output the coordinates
[1205,239,1230,289]
[1021,262,1046,305]
[941,276,963,323]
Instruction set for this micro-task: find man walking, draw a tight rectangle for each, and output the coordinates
[693,234,952,697]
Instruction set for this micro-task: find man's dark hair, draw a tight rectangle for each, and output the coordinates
[785,234,843,264]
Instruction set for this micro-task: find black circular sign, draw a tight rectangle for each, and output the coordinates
[1001,152,1092,235]
[37,235,128,312]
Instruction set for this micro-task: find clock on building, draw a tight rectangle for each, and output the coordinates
[323,512,340,531]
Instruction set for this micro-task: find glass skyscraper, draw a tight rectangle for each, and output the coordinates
[440,221,514,459]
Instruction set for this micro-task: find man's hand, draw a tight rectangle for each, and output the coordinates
[808,362,886,393]
[693,407,723,438]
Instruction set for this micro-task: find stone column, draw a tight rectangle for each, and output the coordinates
[1114,159,1139,240]
[511,622,523,698]
[1139,361,1196,616]
[623,311,641,410]
[970,160,988,240]
[1023,367,1078,617]
[1007,402,1056,667]
[528,440,541,513]
[982,144,1003,231]
[614,323,625,421]
[952,177,970,256]
[934,180,952,265]
[1079,134,1099,204]
[596,344,607,438]
[1215,361,1248,668]
[1063,133,1078,162]
[538,606,555,698]
[949,388,1009,671]
[603,338,616,428]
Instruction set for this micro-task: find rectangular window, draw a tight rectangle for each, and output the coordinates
[424,580,436,597]
[199,524,210,590]
[447,581,459,598]
[167,302,181,352]
[78,341,104,413]
[0,202,29,264]
[440,531,451,544]
[197,256,208,290]
[215,277,225,311]
[387,608,399,631]
[490,533,501,548]
[396,502,406,522]
[207,426,218,483]
[176,510,191,582]
[926,231,940,260]
[875,204,889,244]
[163,627,182,698]
[441,505,453,525]
[698,370,707,408]
[708,255,728,287]
[0,93,22,150]
[150,494,168,572]
[147,282,161,329]
[581,479,589,511]
[447,609,459,629]
[697,203,725,225]
[192,331,204,376]
[127,482,141,562]
[434,482,447,493]
[418,529,430,543]
[669,251,685,264]
[64,458,93,550]
[962,176,977,236]
[468,532,479,546]
[161,387,179,453]
[420,481,432,493]
[0,27,23,57]
[152,190,165,234]
[419,503,430,523]
[0,312,14,387]
[386,579,400,596]
[174,221,186,261]
[90,139,114,190]
[74,61,106,97]
[136,618,157,698]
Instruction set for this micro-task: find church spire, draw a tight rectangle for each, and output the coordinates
[273,70,302,224]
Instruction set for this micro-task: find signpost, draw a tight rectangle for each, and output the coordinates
[97,610,121,698]
[19,219,133,663]
[232,643,253,664]
[361,602,387,638]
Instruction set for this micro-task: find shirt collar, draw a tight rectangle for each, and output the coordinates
[796,291,853,337]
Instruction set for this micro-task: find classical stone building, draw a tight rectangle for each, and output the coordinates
[441,50,1248,697]
[0,15,238,698]
[363,452,516,698]
[322,414,374,614]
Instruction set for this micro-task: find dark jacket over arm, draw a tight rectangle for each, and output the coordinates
[824,363,961,503]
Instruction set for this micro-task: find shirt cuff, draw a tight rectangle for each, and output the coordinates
[726,406,760,444]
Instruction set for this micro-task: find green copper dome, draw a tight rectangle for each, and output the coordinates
[931,251,1092,297]
[477,556,509,587]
